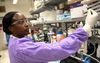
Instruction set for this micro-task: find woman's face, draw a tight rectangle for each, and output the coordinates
[10,13,29,38]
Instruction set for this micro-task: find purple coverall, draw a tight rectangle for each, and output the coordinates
[8,28,89,63]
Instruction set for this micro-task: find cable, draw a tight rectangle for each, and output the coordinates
[83,53,100,63]
[88,42,96,56]
[70,55,84,62]
[70,41,99,63]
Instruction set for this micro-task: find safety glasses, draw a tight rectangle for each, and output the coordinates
[11,19,28,26]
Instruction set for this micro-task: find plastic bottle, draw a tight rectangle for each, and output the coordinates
[57,31,64,42]
[95,23,98,28]
[47,28,54,43]
[97,45,100,58]
[68,27,75,35]
[52,33,57,43]
[80,22,83,28]
[34,31,38,41]
[98,22,100,27]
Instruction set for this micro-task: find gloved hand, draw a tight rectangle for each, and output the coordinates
[83,9,98,33]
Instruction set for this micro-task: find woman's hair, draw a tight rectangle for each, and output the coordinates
[2,11,18,35]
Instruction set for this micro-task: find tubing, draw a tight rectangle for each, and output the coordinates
[88,42,96,56]
[83,53,100,63]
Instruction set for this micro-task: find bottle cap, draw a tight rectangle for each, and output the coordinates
[57,31,62,34]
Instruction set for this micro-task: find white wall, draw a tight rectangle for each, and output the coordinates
[0,20,7,50]
[0,0,33,17]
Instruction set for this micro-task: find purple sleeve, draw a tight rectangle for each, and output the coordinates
[17,28,89,62]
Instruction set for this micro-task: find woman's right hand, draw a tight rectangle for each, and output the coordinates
[83,9,98,33]
[85,9,98,28]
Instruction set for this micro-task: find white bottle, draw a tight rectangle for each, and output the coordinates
[97,45,100,58]
[34,33,38,41]
[98,22,100,27]
[80,22,83,28]
[57,31,64,42]
[47,28,54,43]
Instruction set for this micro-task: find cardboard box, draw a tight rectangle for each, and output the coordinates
[67,0,75,5]
[70,2,84,18]
[71,6,84,18]
[67,0,83,5]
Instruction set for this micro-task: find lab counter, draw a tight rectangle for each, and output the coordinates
[61,57,100,63]
[60,53,100,63]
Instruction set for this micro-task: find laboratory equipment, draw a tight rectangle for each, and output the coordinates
[78,41,87,54]
[57,29,64,42]
[97,44,100,58]
[47,28,54,43]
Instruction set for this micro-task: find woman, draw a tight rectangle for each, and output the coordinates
[2,9,98,63]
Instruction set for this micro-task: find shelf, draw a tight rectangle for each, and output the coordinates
[27,17,38,20]
[30,17,86,24]
[29,14,100,24]
[93,28,100,29]
[31,5,48,14]
[30,21,44,24]
[31,0,67,15]
[44,0,67,6]
[44,14,100,24]
[44,17,86,24]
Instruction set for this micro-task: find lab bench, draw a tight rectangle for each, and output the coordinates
[61,57,100,63]
[60,53,100,63]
